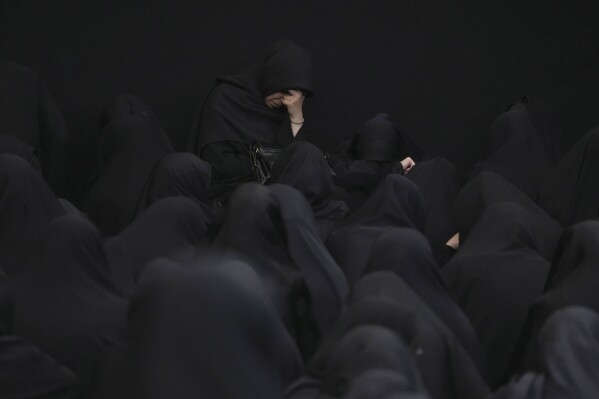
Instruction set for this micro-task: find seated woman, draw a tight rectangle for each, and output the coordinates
[294,272,489,399]
[288,325,429,399]
[0,61,68,196]
[365,228,485,369]
[330,113,427,209]
[270,142,348,240]
[10,215,126,395]
[135,153,215,216]
[331,113,458,261]
[0,154,65,274]
[81,112,174,236]
[539,126,599,226]
[215,183,348,359]
[453,171,562,261]
[124,259,303,399]
[442,203,552,388]
[326,174,426,286]
[520,221,599,370]
[0,270,82,399]
[105,197,212,296]
[467,97,561,202]
[491,307,599,399]
[188,40,313,205]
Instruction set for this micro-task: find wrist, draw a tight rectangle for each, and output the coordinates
[288,108,303,121]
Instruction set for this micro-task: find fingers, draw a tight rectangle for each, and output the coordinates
[284,90,304,101]
[282,97,301,106]
[266,99,283,109]
[400,157,415,174]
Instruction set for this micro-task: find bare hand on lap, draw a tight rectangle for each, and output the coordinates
[401,157,415,174]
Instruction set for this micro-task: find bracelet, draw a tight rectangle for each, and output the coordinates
[290,118,304,125]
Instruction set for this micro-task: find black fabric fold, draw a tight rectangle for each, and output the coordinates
[364,228,485,370]
[271,142,349,240]
[126,258,303,399]
[215,183,347,345]
[326,175,426,286]
[0,154,64,274]
[10,215,127,395]
[81,115,173,236]
[105,196,211,295]
[443,203,551,388]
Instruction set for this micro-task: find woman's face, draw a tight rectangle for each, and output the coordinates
[264,92,286,109]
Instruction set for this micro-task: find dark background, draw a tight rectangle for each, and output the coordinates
[1,0,599,201]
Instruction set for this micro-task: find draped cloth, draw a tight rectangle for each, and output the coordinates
[453,171,562,261]
[81,115,173,236]
[405,157,460,265]
[521,220,599,369]
[326,175,426,286]
[105,196,211,295]
[0,154,64,274]
[0,61,68,195]
[215,183,347,344]
[0,268,81,399]
[331,113,427,204]
[468,99,560,201]
[134,152,216,233]
[127,259,303,399]
[490,307,599,399]
[301,272,489,399]
[319,326,430,398]
[0,134,42,171]
[10,215,127,395]
[271,142,349,240]
[189,40,314,154]
[443,203,551,388]
[539,127,599,226]
[188,40,313,203]
[365,228,485,370]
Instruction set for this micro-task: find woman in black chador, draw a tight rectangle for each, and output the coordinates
[0,154,65,274]
[81,110,174,236]
[126,259,303,399]
[215,183,348,359]
[0,270,82,399]
[467,97,561,202]
[331,113,460,263]
[331,113,426,198]
[188,40,314,205]
[539,127,599,226]
[10,215,126,396]
[491,306,599,399]
[442,203,552,388]
[0,61,69,196]
[271,142,348,241]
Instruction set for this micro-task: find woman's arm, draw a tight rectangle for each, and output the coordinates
[201,141,253,181]
[330,140,385,193]
[282,90,305,137]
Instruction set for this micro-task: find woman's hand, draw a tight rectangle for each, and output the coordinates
[282,90,305,123]
[401,157,415,174]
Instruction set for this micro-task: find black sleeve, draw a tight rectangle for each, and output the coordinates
[277,114,308,145]
[201,141,253,182]
[330,139,386,193]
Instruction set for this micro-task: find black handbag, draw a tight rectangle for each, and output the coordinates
[250,142,282,184]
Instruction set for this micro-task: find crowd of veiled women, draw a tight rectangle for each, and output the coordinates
[2,40,599,398]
